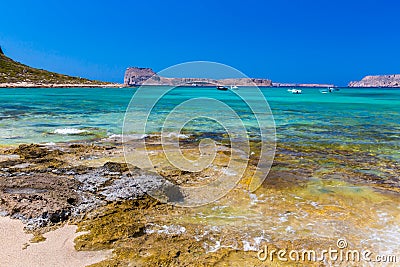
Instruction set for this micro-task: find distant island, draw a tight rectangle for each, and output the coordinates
[124,67,335,88]
[0,46,119,88]
[124,67,273,87]
[349,74,400,87]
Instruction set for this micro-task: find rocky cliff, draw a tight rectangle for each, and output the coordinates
[124,67,156,85]
[124,67,272,87]
[349,75,400,87]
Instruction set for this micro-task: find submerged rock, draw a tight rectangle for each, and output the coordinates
[102,161,130,173]
[12,144,63,160]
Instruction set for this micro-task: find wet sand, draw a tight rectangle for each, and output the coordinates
[0,217,111,267]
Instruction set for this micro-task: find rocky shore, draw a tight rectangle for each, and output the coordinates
[0,142,165,230]
[349,74,400,87]
[1,133,399,266]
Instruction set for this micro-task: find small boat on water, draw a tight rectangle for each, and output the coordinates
[320,87,340,94]
[287,88,302,94]
[217,86,228,91]
[230,85,238,90]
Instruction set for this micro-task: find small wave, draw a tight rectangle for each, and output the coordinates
[164,132,190,139]
[54,128,88,135]
[242,232,270,251]
[145,223,186,235]
[43,142,56,146]
[105,134,149,141]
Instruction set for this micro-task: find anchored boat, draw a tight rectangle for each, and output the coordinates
[217,86,228,91]
[287,88,302,94]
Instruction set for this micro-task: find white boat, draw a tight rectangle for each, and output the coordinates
[230,85,238,90]
[320,87,339,94]
[287,88,302,94]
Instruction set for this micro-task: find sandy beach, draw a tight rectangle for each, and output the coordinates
[0,216,111,267]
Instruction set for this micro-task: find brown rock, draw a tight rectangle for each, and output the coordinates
[349,74,400,87]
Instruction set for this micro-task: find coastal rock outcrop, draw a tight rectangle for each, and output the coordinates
[123,67,156,85]
[349,74,400,87]
[0,144,167,230]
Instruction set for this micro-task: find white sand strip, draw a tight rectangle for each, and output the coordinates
[0,216,111,267]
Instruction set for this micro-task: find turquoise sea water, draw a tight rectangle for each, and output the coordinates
[1,87,399,160]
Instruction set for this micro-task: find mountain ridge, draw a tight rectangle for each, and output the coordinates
[0,46,116,87]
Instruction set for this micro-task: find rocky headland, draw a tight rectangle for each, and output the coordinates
[349,74,400,87]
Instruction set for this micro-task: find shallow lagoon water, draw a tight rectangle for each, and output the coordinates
[1,87,399,155]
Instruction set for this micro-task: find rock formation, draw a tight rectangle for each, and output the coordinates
[124,67,273,87]
[349,75,400,87]
[124,67,156,85]
[0,46,4,55]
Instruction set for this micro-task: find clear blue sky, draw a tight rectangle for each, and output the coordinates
[1,0,399,85]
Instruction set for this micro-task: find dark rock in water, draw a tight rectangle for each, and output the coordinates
[12,144,63,160]
[14,144,49,159]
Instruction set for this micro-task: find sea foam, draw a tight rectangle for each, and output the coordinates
[54,128,87,135]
